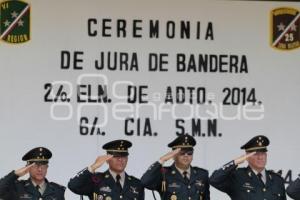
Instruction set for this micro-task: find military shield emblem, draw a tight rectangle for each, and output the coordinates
[0,0,30,44]
[271,7,300,50]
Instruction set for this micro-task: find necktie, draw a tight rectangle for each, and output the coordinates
[36,185,42,197]
[116,174,122,193]
[257,173,265,185]
[183,171,189,184]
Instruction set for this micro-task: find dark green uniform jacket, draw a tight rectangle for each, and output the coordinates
[68,168,144,200]
[141,162,210,200]
[0,171,65,200]
[287,177,300,200]
[210,161,286,200]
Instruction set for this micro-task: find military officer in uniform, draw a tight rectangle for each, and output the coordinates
[287,177,300,200]
[210,135,286,200]
[68,139,144,200]
[141,134,210,200]
[0,147,65,200]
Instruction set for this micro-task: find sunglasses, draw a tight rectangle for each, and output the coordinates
[179,151,194,156]
[30,163,48,169]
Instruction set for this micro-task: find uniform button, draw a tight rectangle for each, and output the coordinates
[263,188,266,192]
[188,185,191,189]
[247,190,250,193]
[120,195,123,199]
[188,197,191,200]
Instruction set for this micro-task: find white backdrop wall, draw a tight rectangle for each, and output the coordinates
[0,0,299,199]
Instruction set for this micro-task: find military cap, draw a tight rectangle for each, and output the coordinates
[168,134,196,151]
[22,147,52,164]
[240,135,270,152]
[102,139,132,156]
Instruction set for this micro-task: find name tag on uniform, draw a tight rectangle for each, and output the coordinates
[19,194,32,199]
[168,182,180,188]
[243,182,254,189]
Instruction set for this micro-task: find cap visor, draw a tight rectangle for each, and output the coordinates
[107,151,128,157]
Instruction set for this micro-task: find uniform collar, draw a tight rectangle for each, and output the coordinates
[247,167,267,184]
[251,168,266,177]
[109,170,125,185]
[31,179,47,194]
[175,164,191,178]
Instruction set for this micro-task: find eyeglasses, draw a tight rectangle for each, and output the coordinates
[179,151,193,156]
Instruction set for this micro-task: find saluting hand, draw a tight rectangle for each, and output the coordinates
[14,163,35,177]
[159,148,181,164]
[234,152,256,165]
[90,155,113,172]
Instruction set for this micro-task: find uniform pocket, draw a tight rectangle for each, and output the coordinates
[18,193,32,199]
[195,180,206,193]
[242,187,256,194]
